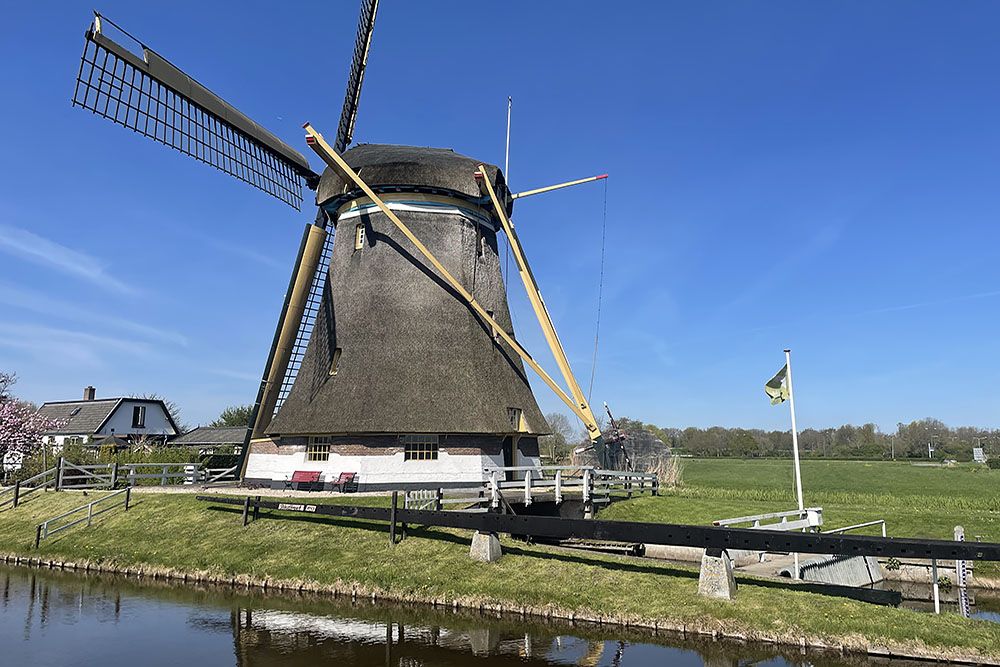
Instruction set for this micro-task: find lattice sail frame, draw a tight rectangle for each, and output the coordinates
[72,17,316,208]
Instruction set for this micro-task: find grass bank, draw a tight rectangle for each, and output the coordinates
[1,489,999,662]
[602,459,1000,577]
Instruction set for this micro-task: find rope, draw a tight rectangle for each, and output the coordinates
[588,178,609,403]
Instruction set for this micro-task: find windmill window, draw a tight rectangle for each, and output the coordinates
[507,407,524,432]
[354,223,365,250]
[307,436,331,462]
[403,434,439,461]
[329,348,343,376]
[132,405,146,428]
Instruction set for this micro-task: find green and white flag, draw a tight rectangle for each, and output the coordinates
[765,364,790,405]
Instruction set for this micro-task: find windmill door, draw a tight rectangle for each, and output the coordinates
[501,436,514,481]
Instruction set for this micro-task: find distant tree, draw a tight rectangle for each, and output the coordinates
[211,405,254,428]
[131,393,186,432]
[0,371,15,401]
[0,373,60,469]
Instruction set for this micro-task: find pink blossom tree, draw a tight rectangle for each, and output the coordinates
[0,372,59,470]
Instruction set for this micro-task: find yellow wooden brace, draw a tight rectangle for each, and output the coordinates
[302,123,593,427]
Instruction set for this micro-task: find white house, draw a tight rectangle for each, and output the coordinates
[37,386,180,448]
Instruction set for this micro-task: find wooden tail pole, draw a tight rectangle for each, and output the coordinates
[511,173,608,200]
[477,164,603,443]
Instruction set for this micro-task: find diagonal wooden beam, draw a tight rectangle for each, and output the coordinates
[301,123,591,427]
[477,166,601,438]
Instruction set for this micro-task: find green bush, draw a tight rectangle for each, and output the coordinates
[988,459,1000,469]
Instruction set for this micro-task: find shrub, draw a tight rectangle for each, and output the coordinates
[987,459,1000,469]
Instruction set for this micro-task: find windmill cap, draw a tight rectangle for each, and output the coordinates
[316,144,509,210]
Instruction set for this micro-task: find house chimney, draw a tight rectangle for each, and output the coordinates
[83,385,96,401]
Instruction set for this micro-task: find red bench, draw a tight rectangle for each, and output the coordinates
[287,470,323,492]
[332,472,358,493]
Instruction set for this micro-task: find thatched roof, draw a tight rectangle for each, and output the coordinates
[315,143,509,210]
[267,144,547,437]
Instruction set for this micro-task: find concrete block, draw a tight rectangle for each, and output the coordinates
[470,531,502,562]
[698,551,737,600]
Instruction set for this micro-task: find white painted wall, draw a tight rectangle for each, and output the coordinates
[97,401,176,437]
[247,449,504,487]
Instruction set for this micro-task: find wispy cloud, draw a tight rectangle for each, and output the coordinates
[0,224,137,295]
[0,283,187,346]
[0,322,155,368]
[170,227,286,271]
[206,367,259,382]
[721,223,843,313]
[862,289,1000,316]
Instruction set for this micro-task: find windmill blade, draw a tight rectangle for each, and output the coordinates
[335,0,379,153]
[72,14,318,209]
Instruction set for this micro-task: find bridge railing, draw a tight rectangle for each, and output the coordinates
[483,466,658,508]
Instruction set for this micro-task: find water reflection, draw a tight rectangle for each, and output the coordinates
[0,564,969,667]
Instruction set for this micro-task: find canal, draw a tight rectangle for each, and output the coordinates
[0,564,981,666]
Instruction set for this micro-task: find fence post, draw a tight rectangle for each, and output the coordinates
[56,457,64,491]
[555,470,563,504]
[389,491,398,545]
[34,524,42,549]
[435,488,443,512]
[583,468,592,503]
[490,470,499,509]
[524,473,531,506]
[87,500,94,527]
[12,481,20,508]
[110,462,118,489]
[124,487,131,511]
[161,464,168,487]
[253,495,261,522]
[242,496,251,526]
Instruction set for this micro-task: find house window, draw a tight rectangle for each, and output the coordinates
[66,436,83,446]
[507,407,524,432]
[132,405,146,428]
[354,223,365,250]
[307,436,331,462]
[329,348,343,376]
[403,434,439,461]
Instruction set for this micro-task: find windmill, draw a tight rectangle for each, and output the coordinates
[71,3,615,490]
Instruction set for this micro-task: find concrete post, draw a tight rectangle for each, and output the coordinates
[469,531,502,562]
[698,549,737,600]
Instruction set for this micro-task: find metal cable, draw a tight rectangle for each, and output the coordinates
[587,178,609,403]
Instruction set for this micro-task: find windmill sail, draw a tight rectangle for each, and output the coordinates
[269,0,380,418]
[72,15,317,208]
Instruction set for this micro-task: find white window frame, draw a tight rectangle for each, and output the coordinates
[307,436,331,462]
[354,223,365,250]
[132,405,146,428]
[402,434,439,461]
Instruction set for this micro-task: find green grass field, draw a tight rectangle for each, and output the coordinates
[0,460,998,658]
[601,458,1000,576]
[1,489,999,658]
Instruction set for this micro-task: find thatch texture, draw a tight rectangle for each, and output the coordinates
[266,144,547,437]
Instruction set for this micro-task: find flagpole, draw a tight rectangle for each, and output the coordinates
[785,348,805,580]
[784,349,804,511]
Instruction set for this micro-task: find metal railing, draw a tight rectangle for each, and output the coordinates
[822,519,887,537]
[0,466,58,510]
[34,487,131,548]
[483,466,658,508]
[713,507,824,532]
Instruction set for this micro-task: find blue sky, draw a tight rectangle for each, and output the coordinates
[2,2,999,431]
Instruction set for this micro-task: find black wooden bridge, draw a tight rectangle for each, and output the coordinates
[197,495,1000,563]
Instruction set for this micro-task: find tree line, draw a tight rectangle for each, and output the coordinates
[605,417,998,461]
